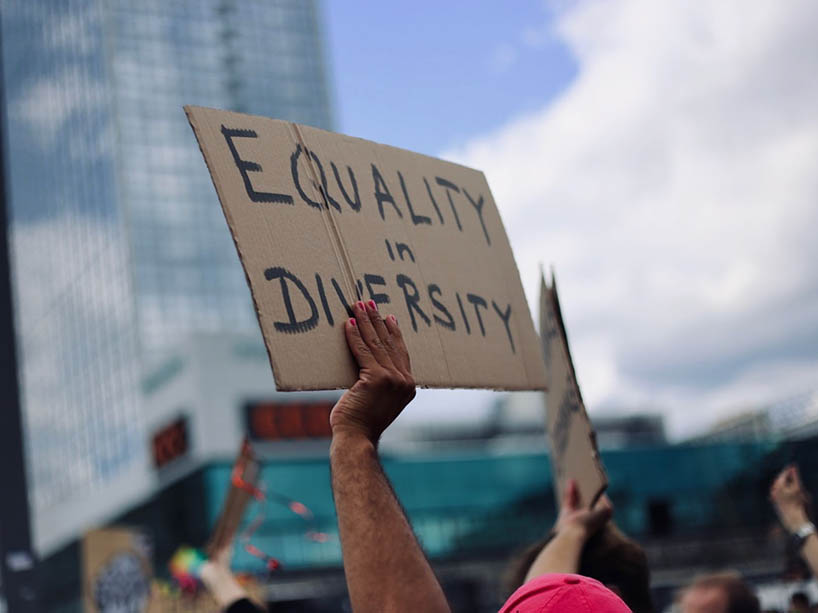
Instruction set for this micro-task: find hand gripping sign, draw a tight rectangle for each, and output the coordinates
[186,106,546,391]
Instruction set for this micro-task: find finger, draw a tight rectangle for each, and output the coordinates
[563,479,580,510]
[384,314,412,375]
[365,300,400,365]
[344,317,378,369]
[791,465,803,488]
[353,301,392,367]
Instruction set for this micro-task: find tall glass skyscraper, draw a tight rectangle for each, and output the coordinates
[1,0,333,553]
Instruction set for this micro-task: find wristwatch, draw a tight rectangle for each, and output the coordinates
[791,521,816,550]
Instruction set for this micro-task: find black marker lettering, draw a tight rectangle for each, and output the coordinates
[423,177,445,224]
[456,292,471,335]
[315,273,334,327]
[264,267,318,333]
[398,171,431,226]
[492,300,514,353]
[435,177,462,231]
[467,293,488,336]
[429,284,455,331]
[372,164,403,220]
[356,279,363,301]
[331,162,361,212]
[290,144,322,209]
[221,126,293,204]
[395,242,415,263]
[396,274,430,332]
[463,188,490,246]
[385,239,395,261]
[309,151,341,212]
[554,377,580,458]
[364,274,390,306]
[331,277,354,317]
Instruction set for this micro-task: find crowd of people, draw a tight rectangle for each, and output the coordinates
[196,300,815,612]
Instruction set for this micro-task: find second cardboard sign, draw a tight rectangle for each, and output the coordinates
[540,271,607,508]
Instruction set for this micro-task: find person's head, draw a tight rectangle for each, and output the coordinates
[790,591,810,613]
[504,523,654,613]
[500,573,631,613]
[678,572,759,613]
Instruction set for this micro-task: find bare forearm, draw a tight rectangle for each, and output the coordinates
[200,562,247,609]
[330,433,450,613]
[801,534,818,577]
[524,529,585,581]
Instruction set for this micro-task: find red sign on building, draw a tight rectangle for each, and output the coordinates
[245,401,333,441]
[151,416,189,469]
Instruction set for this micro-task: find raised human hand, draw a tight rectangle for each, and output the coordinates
[330,300,415,444]
[770,464,810,532]
[554,480,613,542]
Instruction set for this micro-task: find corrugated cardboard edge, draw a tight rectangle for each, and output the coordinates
[488,190,546,390]
[287,123,360,315]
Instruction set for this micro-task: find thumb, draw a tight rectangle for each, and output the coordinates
[587,502,614,532]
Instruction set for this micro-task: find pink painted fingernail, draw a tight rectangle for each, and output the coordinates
[356,301,365,311]
[389,315,397,324]
[367,300,377,311]
[348,318,356,327]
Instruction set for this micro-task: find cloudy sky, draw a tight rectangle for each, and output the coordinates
[328,0,818,438]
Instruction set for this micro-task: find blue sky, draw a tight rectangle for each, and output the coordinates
[324,1,577,156]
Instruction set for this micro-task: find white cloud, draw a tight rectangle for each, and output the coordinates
[442,0,818,437]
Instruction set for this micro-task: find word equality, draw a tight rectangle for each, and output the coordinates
[221,126,493,247]
[265,266,517,354]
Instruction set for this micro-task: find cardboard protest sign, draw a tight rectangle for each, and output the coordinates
[540,271,607,508]
[185,106,546,390]
[206,439,259,557]
[82,527,153,613]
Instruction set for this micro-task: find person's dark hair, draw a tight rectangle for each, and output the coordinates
[682,572,760,613]
[791,591,810,607]
[503,523,654,613]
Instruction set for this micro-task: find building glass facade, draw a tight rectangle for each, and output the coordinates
[2,0,141,522]
[1,0,333,552]
[106,0,333,363]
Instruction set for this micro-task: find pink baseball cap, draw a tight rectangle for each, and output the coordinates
[499,573,632,612]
